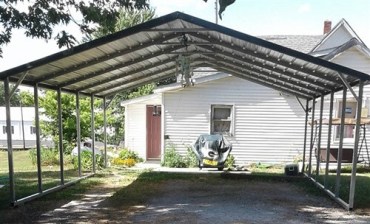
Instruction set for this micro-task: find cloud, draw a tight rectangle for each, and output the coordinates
[298,3,311,13]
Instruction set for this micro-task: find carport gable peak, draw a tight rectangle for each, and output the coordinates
[0,11,369,99]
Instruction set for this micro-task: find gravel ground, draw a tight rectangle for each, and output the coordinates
[31,172,370,224]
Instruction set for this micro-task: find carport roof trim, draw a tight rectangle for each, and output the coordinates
[1,11,369,99]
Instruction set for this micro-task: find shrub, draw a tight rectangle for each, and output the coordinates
[161,146,187,168]
[72,150,104,170]
[112,158,136,167]
[184,147,198,168]
[63,141,75,155]
[29,147,60,166]
[118,148,142,163]
[225,154,235,169]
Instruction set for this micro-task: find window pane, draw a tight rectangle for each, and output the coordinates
[336,125,354,138]
[214,108,231,119]
[213,121,231,133]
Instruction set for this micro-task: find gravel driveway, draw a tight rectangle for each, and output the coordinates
[34,172,370,224]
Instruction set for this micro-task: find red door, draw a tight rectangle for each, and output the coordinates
[146,105,161,159]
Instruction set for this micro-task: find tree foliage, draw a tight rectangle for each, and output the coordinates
[203,0,236,19]
[0,0,149,57]
[0,82,21,106]
[38,90,114,146]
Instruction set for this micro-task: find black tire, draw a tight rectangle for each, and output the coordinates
[218,167,224,171]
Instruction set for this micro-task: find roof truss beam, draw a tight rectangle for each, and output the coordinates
[206,54,324,95]
[205,62,311,99]
[338,72,359,102]
[91,59,205,95]
[90,65,176,95]
[197,45,335,91]
[35,33,182,83]
[76,56,178,92]
[204,56,317,97]
[59,45,184,88]
[189,33,345,85]
[99,70,178,98]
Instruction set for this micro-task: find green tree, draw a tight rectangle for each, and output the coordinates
[39,90,107,147]
[86,8,157,145]
[0,0,149,57]
[0,82,21,106]
[19,90,35,106]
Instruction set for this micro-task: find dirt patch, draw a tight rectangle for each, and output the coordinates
[3,172,370,223]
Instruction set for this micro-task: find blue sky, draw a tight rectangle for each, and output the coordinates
[1,0,369,71]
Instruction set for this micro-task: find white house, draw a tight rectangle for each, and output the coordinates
[0,107,37,148]
[121,19,370,165]
[0,107,54,149]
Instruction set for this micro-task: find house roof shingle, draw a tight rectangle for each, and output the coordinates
[259,35,324,53]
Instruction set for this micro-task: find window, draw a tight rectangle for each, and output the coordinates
[30,126,36,135]
[336,101,357,139]
[211,105,233,135]
[2,126,14,134]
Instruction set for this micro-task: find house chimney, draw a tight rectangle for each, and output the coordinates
[323,20,332,34]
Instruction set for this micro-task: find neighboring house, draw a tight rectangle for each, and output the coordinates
[0,107,37,148]
[122,19,370,165]
[0,107,52,149]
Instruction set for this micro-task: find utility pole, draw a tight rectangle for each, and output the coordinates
[215,0,218,24]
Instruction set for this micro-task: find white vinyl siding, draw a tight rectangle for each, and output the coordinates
[163,76,306,165]
[125,104,147,159]
[124,94,162,160]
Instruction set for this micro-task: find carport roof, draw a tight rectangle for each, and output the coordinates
[1,11,369,99]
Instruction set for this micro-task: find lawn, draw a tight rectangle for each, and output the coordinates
[1,150,370,213]
[0,149,87,208]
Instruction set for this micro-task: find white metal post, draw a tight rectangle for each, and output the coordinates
[4,77,16,204]
[34,84,42,193]
[349,81,364,209]
[302,100,309,173]
[76,92,81,177]
[57,88,64,185]
[316,96,324,178]
[308,98,316,176]
[91,95,96,173]
[324,92,334,188]
[335,88,347,197]
[103,97,107,168]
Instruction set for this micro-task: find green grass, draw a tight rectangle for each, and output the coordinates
[2,150,370,212]
[0,149,88,208]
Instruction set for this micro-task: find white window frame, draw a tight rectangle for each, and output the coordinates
[2,125,14,134]
[30,126,36,135]
[334,99,357,143]
[210,105,234,136]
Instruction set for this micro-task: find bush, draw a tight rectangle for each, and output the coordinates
[184,147,198,168]
[111,158,136,167]
[118,148,142,163]
[29,147,60,166]
[225,154,235,169]
[161,146,187,168]
[72,150,104,170]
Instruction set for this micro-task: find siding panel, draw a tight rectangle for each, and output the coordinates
[164,76,307,165]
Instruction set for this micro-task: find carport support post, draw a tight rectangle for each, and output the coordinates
[57,88,64,185]
[308,98,316,176]
[76,92,81,177]
[324,92,334,188]
[91,95,96,173]
[103,97,107,168]
[335,88,347,197]
[302,100,309,173]
[34,84,42,193]
[4,78,16,204]
[349,81,364,209]
[316,96,324,178]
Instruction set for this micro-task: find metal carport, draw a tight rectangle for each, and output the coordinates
[1,11,369,209]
